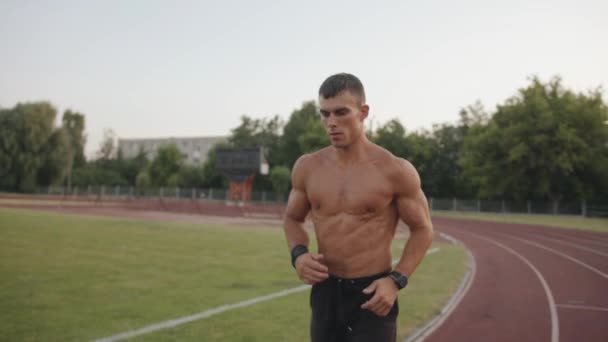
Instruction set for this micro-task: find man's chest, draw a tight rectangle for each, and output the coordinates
[306,164,394,215]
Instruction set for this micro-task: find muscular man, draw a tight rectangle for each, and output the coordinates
[283,73,434,341]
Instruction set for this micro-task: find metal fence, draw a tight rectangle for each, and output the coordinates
[36,185,287,204]
[428,198,608,218]
[20,186,608,218]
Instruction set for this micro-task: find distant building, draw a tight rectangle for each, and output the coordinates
[118,136,227,165]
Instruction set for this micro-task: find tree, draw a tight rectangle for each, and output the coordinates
[135,170,151,189]
[279,101,319,168]
[458,100,489,129]
[269,165,291,196]
[176,165,206,188]
[372,119,408,158]
[71,165,127,187]
[62,110,86,165]
[411,123,475,198]
[460,76,608,200]
[298,116,329,153]
[0,107,19,190]
[37,128,71,187]
[404,131,439,195]
[230,115,282,150]
[62,110,86,189]
[97,128,116,160]
[0,102,69,192]
[115,148,148,186]
[148,144,184,186]
[228,115,284,191]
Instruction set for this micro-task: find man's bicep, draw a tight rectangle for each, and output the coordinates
[286,155,312,222]
[396,188,431,230]
[392,159,431,230]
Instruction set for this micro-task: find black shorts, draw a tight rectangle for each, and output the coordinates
[310,272,398,342]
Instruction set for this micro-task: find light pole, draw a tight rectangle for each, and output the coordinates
[67,119,76,194]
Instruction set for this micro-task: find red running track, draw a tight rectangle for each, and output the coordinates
[423,217,608,342]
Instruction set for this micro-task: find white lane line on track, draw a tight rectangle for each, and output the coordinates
[556,304,608,312]
[545,234,608,249]
[404,232,476,342]
[93,248,440,342]
[468,232,559,342]
[509,237,608,280]
[527,235,608,258]
[437,232,460,245]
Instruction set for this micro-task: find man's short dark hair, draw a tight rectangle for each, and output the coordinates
[319,73,366,103]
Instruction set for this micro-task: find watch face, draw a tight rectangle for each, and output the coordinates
[390,272,407,289]
[396,276,406,287]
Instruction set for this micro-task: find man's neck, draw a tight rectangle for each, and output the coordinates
[333,135,370,166]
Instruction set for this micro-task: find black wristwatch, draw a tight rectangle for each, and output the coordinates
[291,245,309,268]
[388,271,408,290]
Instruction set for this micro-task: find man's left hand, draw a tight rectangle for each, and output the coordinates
[361,277,399,317]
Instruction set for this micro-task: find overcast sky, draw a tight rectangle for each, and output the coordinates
[1,0,607,157]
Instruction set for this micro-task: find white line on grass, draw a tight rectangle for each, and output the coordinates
[93,248,440,342]
[94,285,310,342]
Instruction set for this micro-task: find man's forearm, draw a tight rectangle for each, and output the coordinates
[394,225,434,277]
[284,216,310,250]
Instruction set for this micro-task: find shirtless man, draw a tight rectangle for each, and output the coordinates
[283,73,434,341]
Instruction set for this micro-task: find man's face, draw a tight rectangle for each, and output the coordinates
[319,91,369,148]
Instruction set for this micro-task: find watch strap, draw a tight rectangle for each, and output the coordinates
[291,245,309,268]
[389,271,408,290]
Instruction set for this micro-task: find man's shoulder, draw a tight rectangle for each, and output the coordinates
[391,158,420,195]
[294,147,329,169]
[368,143,420,191]
[368,143,396,161]
[368,144,413,171]
[292,148,329,179]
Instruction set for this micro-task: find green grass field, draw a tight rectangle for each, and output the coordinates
[432,210,608,233]
[0,208,467,341]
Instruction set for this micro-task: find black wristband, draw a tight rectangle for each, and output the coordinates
[389,271,409,290]
[291,245,309,268]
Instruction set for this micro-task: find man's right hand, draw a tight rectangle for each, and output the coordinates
[295,253,329,285]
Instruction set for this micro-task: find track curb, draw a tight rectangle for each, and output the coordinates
[403,232,477,342]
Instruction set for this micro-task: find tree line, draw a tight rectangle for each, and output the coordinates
[1,76,606,201]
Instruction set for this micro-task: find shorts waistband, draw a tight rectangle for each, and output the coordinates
[328,270,391,284]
